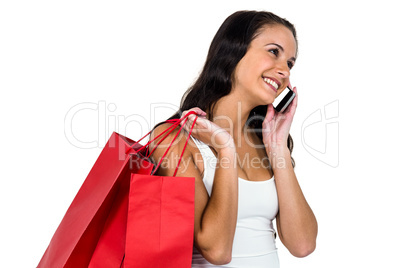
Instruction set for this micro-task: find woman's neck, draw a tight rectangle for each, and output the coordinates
[210,92,255,142]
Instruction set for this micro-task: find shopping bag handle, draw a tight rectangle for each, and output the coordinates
[126,111,198,176]
[146,112,200,158]
[151,114,197,176]
[126,111,197,154]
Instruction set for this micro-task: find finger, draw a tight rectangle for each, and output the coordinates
[182,110,203,131]
[182,107,206,121]
[180,117,195,135]
[290,86,298,114]
[265,104,276,122]
[188,107,207,116]
[181,113,197,127]
[193,107,207,116]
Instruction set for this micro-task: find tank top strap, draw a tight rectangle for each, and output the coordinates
[189,135,217,196]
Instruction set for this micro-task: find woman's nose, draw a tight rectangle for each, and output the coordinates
[276,61,290,78]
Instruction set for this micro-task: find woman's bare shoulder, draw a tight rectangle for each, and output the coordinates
[149,122,204,177]
[149,123,184,151]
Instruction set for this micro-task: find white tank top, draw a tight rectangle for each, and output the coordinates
[190,136,280,268]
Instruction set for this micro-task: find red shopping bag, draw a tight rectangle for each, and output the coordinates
[88,119,191,268]
[124,174,195,268]
[38,112,197,268]
[37,132,154,268]
[123,113,197,268]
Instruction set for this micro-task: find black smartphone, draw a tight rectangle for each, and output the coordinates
[272,86,295,112]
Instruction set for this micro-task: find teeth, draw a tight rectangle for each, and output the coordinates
[263,78,279,90]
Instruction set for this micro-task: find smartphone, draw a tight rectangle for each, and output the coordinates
[272,86,295,113]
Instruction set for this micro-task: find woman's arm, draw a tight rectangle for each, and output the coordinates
[194,145,237,264]
[270,149,317,257]
[149,109,238,265]
[262,87,317,257]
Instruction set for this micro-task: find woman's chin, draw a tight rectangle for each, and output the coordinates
[258,96,275,106]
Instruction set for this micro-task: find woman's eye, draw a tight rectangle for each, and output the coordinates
[268,48,279,56]
[287,61,294,69]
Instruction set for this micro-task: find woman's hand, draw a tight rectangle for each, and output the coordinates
[180,107,235,151]
[262,86,298,153]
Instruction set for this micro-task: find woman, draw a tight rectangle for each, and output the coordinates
[150,10,318,267]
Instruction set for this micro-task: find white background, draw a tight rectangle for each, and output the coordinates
[1,0,401,267]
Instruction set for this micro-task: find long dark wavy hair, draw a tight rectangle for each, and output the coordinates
[159,10,297,167]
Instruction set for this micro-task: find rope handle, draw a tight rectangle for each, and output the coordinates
[126,111,198,176]
[151,114,197,176]
[126,111,197,154]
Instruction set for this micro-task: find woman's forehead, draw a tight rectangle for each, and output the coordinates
[252,25,297,54]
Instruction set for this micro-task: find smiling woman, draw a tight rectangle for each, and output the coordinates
[149,10,317,267]
[233,24,297,107]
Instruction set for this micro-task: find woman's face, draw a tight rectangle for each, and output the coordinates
[233,24,297,106]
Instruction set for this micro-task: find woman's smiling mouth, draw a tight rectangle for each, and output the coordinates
[263,77,281,92]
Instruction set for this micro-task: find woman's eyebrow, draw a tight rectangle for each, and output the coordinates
[266,43,296,62]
